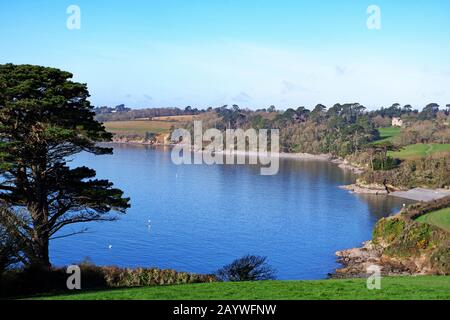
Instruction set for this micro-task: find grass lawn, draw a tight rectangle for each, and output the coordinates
[33,276,450,300]
[375,127,401,144]
[416,207,450,232]
[388,143,450,160]
[104,120,178,136]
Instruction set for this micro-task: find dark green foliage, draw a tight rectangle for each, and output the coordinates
[362,155,450,189]
[214,105,248,129]
[201,103,379,157]
[171,102,449,162]
[0,207,22,274]
[372,156,400,170]
[375,216,447,258]
[144,131,157,142]
[373,218,406,243]
[0,263,216,298]
[0,64,130,269]
[274,103,378,156]
[370,103,418,118]
[250,114,269,130]
[419,103,440,120]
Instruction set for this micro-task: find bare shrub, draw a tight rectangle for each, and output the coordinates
[216,255,276,282]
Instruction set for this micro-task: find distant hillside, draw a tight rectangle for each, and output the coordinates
[94,106,202,122]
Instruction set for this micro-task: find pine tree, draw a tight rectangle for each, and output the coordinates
[0,64,130,269]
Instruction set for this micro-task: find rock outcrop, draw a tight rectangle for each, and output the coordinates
[332,197,450,278]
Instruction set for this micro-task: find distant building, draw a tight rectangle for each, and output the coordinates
[392,117,403,127]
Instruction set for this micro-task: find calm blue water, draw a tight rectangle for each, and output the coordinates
[50,144,407,280]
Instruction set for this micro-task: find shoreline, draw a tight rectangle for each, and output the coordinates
[340,183,450,201]
[331,241,419,279]
[108,140,371,174]
[194,148,334,161]
[108,140,450,201]
[106,140,448,281]
[108,140,338,162]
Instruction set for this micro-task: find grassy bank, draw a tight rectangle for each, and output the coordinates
[103,116,195,137]
[33,276,450,300]
[375,127,401,144]
[417,208,450,232]
[388,143,450,160]
[104,120,176,136]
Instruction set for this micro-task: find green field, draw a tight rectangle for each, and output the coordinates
[375,127,402,144]
[103,116,195,137]
[33,276,450,300]
[104,120,177,136]
[388,143,450,160]
[416,208,450,232]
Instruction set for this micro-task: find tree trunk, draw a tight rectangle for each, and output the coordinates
[28,199,51,270]
[27,161,52,270]
[29,232,51,270]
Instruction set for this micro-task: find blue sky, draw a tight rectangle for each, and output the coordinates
[1,0,449,109]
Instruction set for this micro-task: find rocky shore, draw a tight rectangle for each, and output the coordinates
[332,198,450,279]
[340,183,450,202]
[331,158,365,175]
[111,136,167,145]
[331,241,415,279]
[339,183,390,195]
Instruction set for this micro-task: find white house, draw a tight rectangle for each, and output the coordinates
[392,117,403,127]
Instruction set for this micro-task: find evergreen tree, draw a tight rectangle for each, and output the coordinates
[0,64,130,269]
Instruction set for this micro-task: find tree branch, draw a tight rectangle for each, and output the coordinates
[50,227,89,240]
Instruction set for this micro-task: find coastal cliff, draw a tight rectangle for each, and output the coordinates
[333,197,450,278]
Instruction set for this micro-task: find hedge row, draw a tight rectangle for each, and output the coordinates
[0,263,217,298]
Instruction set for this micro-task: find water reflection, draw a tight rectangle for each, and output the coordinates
[355,194,414,220]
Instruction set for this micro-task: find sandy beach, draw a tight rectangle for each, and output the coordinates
[192,148,333,161]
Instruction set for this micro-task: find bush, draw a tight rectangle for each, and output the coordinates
[373,218,406,243]
[372,156,400,170]
[361,155,450,189]
[100,265,216,287]
[216,255,276,282]
[0,268,68,298]
[0,263,217,298]
[0,225,19,275]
